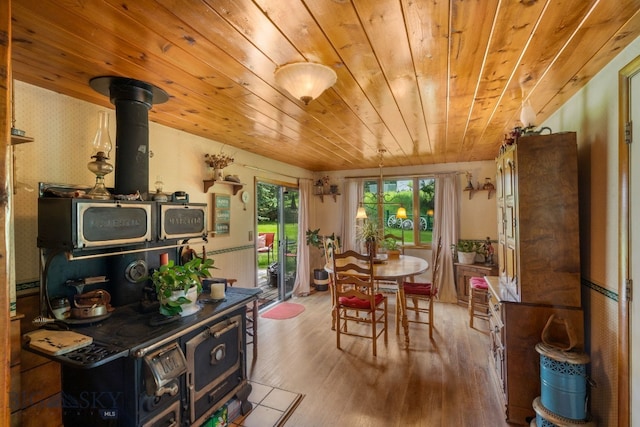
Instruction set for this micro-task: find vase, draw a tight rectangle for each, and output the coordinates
[387,250,401,260]
[365,239,377,258]
[213,168,224,181]
[457,251,476,265]
[160,285,201,317]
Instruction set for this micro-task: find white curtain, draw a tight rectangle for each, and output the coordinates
[432,173,460,303]
[293,179,312,296]
[340,179,362,252]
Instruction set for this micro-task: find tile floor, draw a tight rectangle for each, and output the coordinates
[230,382,303,427]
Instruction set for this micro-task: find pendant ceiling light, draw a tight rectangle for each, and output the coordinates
[274,62,337,105]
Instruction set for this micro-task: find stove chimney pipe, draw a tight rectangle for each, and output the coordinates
[89,76,168,200]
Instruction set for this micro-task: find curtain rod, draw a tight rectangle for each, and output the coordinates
[237,162,467,181]
[236,162,306,181]
[343,170,467,180]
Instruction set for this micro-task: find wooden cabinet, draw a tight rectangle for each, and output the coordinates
[487,278,584,424]
[495,132,581,305]
[454,262,498,304]
[491,132,583,425]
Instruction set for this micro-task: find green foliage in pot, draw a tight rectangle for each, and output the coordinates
[151,257,216,316]
[381,237,400,252]
[305,228,323,250]
[451,239,480,253]
[357,220,380,243]
[306,229,340,256]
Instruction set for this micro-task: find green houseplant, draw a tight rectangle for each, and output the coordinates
[306,228,340,291]
[381,237,401,259]
[305,228,323,252]
[151,257,216,316]
[451,240,480,264]
[357,221,380,257]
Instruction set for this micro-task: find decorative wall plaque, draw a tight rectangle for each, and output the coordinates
[212,194,231,236]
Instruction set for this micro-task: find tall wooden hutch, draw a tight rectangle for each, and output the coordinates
[489,131,584,424]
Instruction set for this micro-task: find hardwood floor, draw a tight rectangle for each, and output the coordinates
[246,291,512,427]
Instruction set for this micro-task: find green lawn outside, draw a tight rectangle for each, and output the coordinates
[257,224,432,268]
[381,228,433,245]
[256,222,299,268]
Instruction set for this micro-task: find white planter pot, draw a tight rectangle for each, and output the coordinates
[161,285,201,317]
[457,251,476,265]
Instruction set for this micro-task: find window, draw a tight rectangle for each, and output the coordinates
[362,177,435,246]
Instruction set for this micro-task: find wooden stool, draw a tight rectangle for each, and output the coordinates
[468,276,489,329]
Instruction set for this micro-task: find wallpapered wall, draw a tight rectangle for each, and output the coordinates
[11,80,309,292]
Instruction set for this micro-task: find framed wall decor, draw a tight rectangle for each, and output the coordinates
[212,193,231,236]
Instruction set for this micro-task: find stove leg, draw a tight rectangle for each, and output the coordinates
[236,382,253,415]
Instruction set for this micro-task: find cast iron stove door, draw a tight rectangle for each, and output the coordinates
[185,313,244,423]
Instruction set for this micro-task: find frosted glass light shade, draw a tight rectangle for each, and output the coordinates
[356,206,368,219]
[275,63,337,105]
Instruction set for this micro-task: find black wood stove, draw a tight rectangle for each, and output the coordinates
[29,76,259,426]
[31,288,258,426]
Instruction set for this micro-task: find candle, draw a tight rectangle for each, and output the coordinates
[160,253,169,266]
[211,282,225,300]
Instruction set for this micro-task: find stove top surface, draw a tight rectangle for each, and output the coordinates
[33,287,260,368]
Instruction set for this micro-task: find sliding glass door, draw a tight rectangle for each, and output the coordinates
[256,181,298,303]
[279,187,299,300]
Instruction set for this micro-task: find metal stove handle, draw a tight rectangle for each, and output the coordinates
[210,320,238,339]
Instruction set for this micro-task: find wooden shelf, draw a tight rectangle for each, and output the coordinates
[203,179,244,195]
[316,192,340,202]
[464,188,494,199]
[10,134,34,145]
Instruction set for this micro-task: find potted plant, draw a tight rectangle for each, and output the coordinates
[306,228,339,291]
[451,240,479,264]
[204,152,234,181]
[150,257,216,317]
[357,220,380,257]
[381,237,401,260]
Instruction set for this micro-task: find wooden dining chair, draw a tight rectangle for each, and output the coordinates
[332,250,388,356]
[323,236,340,330]
[396,237,441,339]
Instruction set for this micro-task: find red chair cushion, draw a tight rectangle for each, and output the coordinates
[470,277,488,289]
[339,293,385,309]
[403,282,434,296]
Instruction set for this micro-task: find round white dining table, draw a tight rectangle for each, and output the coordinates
[326,254,429,345]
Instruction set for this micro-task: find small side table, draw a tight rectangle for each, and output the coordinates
[454,262,498,306]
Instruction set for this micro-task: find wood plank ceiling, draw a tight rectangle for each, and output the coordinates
[10,0,640,171]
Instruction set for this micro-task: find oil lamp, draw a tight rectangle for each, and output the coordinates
[87,111,114,199]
